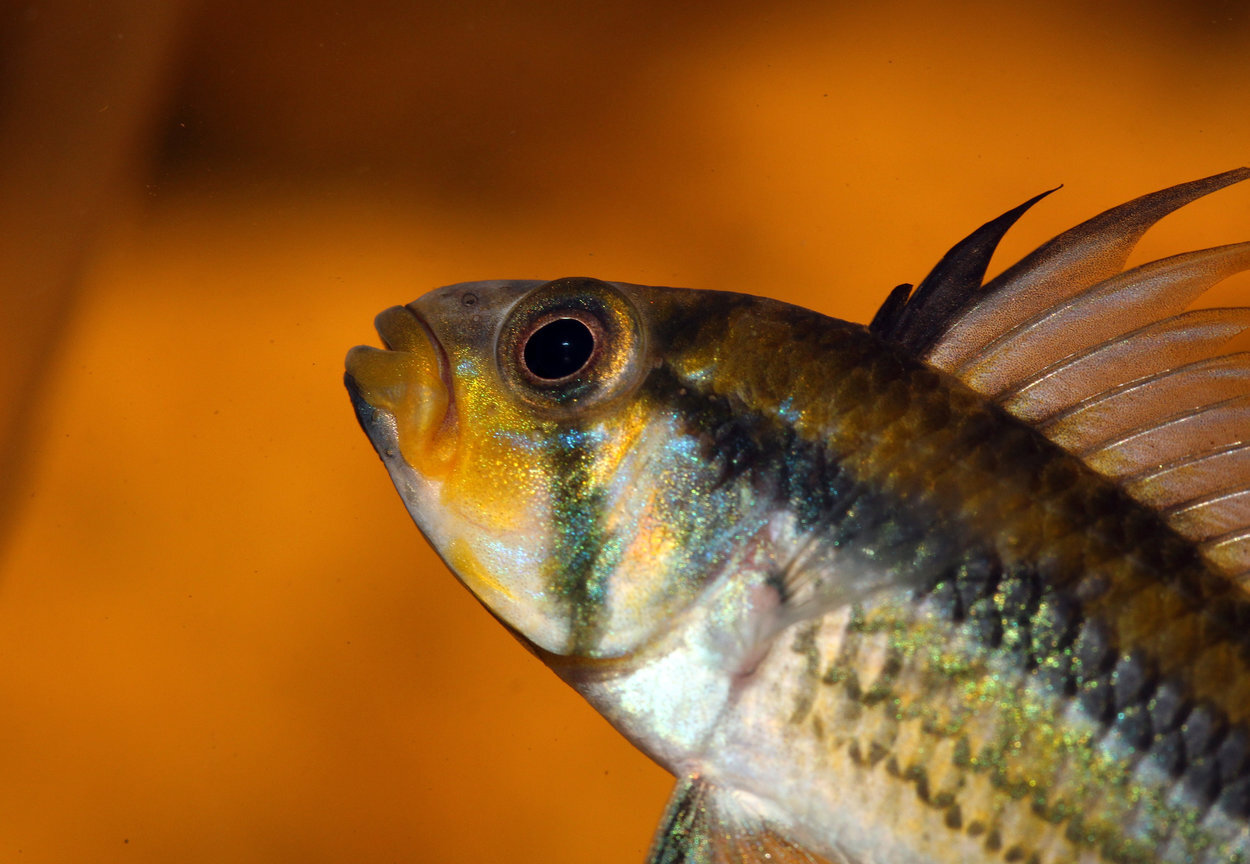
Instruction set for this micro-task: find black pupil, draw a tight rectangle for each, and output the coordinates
[523,318,596,380]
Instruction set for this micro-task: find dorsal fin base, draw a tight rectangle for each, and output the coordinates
[872,169,1250,579]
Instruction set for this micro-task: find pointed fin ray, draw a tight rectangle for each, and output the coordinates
[959,243,1250,395]
[925,167,1250,371]
[648,776,841,864]
[873,189,1054,353]
[999,308,1250,423]
[867,282,914,337]
[1043,354,1250,453]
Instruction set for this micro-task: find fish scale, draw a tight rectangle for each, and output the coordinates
[726,600,1227,863]
[345,170,1250,862]
[662,298,1250,861]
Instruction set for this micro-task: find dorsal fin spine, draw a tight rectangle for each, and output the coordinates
[881,188,1055,353]
[923,167,1250,371]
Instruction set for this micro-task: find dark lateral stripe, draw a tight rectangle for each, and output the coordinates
[656,310,1250,828]
[645,360,995,608]
[644,363,863,531]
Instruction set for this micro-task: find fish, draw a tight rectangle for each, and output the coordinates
[344,168,1250,863]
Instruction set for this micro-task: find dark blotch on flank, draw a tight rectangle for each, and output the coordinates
[1111,651,1156,713]
[1153,728,1187,777]
[1079,680,1116,724]
[1220,775,1250,818]
[1149,679,1190,737]
[1073,619,1116,682]
[1184,758,1221,804]
[1116,705,1153,751]
[1216,727,1250,784]
[1183,702,1228,760]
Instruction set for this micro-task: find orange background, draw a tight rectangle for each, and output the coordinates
[2,2,1249,862]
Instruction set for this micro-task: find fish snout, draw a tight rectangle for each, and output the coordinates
[344,305,452,473]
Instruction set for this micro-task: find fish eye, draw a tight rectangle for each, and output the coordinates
[522,316,598,380]
[498,277,644,415]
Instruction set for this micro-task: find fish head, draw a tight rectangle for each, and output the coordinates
[346,277,726,660]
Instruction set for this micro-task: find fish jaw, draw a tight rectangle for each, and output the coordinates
[345,291,575,653]
[344,304,456,556]
[344,303,460,573]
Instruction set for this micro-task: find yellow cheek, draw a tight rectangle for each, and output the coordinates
[583,398,650,488]
[446,537,517,603]
[443,393,552,534]
[404,423,456,479]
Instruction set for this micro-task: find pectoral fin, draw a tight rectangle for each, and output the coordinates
[647,775,841,864]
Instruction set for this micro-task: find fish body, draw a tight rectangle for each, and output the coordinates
[346,169,1250,862]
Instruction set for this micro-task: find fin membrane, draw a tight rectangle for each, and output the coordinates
[648,775,840,864]
[874,168,1250,578]
[872,188,1056,353]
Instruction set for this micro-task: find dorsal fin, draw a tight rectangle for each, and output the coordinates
[925,168,1250,370]
[958,242,1250,395]
[875,169,1250,581]
[871,188,1055,353]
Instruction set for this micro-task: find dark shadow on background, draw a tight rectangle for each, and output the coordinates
[0,1,189,564]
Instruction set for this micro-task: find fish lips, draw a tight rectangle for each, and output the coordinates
[343,369,394,449]
[344,304,453,471]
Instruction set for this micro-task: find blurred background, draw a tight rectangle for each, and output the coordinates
[1,1,1248,861]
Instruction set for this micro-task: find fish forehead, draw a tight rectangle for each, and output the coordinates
[405,279,539,362]
[410,277,688,340]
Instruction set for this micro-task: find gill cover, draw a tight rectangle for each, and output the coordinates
[349,276,752,659]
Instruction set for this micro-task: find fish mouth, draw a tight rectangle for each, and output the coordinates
[345,304,454,471]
